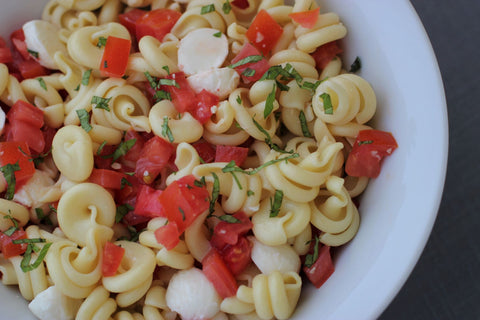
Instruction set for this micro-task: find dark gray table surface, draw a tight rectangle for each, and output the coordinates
[380,0,480,319]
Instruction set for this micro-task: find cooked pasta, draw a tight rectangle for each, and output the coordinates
[0,1,399,319]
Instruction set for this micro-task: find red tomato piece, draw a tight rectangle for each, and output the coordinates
[5,121,45,154]
[7,100,44,128]
[102,242,125,277]
[121,129,146,166]
[246,10,283,56]
[231,43,270,83]
[118,8,147,38]
[221,236,252,275]
[215,145,249,166]
[41,126,57,154]
[10,29,30,61]
[154,221,180,250]
[94,144,117,170]
[162,72,197,113]
[231,0,249,9]
[194,89,217,124]
[88,169,128,190]
[135,9,181,42]
[202,248,238,298]
[0,47,12,64]
[192,141,216,163]
[311,41,343,70]
[17,60,49,79]
[134,184,164,218]
[345,129,398,178]
[303,245,334,288]
[289,7,320,29]
[210,211,252,250]
[0,142,36,191]
[134,136,175,184]
[100,36,131,78]
[0,229,29,258]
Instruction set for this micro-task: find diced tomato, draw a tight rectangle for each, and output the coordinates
[135,9,182,42]
[10,29,30,61]
[88,169,128,189]
[221,237,252,275]
[100,36,131,78]
[231,43,270,83]
[215,145,248,166]
[115,173,140,204]
[194,89,217,124]
[121,129,146,166]
[102,242,125,277]
[202,248,238,298]
[158,175,209,233]
[0,47,12,64]
[246,10,283,56]
[231,0,249,9]
[192,141,216,164]
[345,129,398,178]
[162,72,197,113]
[303,245,334,288]
[5,121,45,154]
[0,229,28,258]
[17,60,49,79]
[0,142,36,190]
[135,136,175,184]
[94,144,117,169]
[154,221,180,250]
[119,8,147,38]
[289,7,320,29]
[311,41,343,70]
[41,126,57,154]
[210,211,252,250]
[134,184,164,218]
[7,100,44,128]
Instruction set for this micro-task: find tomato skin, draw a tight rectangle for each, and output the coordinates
[134,184,164,218]
[118,8,147,38]
[303,245,334,288]
[311,41,343,70]
[246,10,283,56]
[210,211,252,250]
[345,129,398,178]
[88,169,128,190]
[154,221,180,250]
[135,9,181,42]
[163,72,197,114]
[0,229,28,258]
[231,43,270,83]
[17,60,48,79]
[102,242,125,277]
[202,248,238,298]
[0,38,13,64]
[134,136,175,184]
[193,141,216,164]
[0,141,36,191]
[194,89,217,124]
[7,100,44,128]
[221,236,252,275]
[289,7,320,29]
[10,29,29,61]
[6,100,45,154]
[100,36,131,78]
[231,0,249,9]
[215,145,249,166]
[121,129,146,166]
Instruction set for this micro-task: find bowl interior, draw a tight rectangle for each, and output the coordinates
[0,1,448,319]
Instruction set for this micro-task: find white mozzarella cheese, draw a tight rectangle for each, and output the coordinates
[22,20,68,70]
[177,28,228,76]
[187,67,240,99]
[250,237,301,275]
[166,268,221,320]
[28,286,82,320]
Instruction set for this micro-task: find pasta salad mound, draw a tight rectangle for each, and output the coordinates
[0,0,398,319]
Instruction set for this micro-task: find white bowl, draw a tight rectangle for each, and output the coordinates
[0,0,448,319]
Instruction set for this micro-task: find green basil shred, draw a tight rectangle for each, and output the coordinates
[76,109,92,132]
[0,162,20,200]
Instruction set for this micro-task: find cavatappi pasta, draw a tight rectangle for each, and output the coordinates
[0,0,396,319]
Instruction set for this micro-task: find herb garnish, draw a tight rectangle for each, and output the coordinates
[222,0,232,14]
[201,4,215,14]
[320,92,333,115]
[349,56,361,73]
[304,236,320,267]
[269,189,283,217]
[37,77,47,91]
[91,96,112,111]
[82,69,92,86]
[116,204,134,223]
[97,36,107,48]
[264,83,276,118]
[161,116,175,143]
[76,109,92,132]
[229,55,263,69]
[0,162,20,200]
[209,172,220,214]
[299,110,312,137]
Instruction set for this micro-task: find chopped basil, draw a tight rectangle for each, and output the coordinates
[35,208,52,226]
[222,0,232,13]
[247,190,255,196]
[320,92,333,115]
[162,65,170,75]
[242,68,256,77]
[229,171,243,190]
[91,96,112,112]
[48,204,57,213]
[12,238,46,245]
[213,31,222,38]
[159,78,179,88]
[358,140,374,145]
[228,55,263,69]
[264,83,276,118]
[27,49,39,58]
[269,189,283,217]
[115,204,134,223]
[251,117,292,154]
[201,4,215,14]
[20,242,52,273]
[154,90,171,102]
[97,36,107,48]
[260,63,320,93]
[82,69,92,86]
[236,95,242,104]
[217,214,241,223]
[161,116,175,143]
[349,56,361,73]
[222,153,299,176]
[145,71,158,89]
[110,138,136,162]
[96,140,108,155]
[209,172,220,214]
[178,207,186,220]
[74,84,80,91]
[18,146,52,167]
[103,60,108,69]
[3,214,19,236]
[304,236,320,267]
[0,162,20,200]
[194,176,206,188]
[36,77,47,91]
[3,226,17,237]
[120,177,132,190]
[299,110,312,137]
[122,75,129,80]
[76,109,92,132]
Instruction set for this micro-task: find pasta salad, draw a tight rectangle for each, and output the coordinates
[0,0,398,319]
